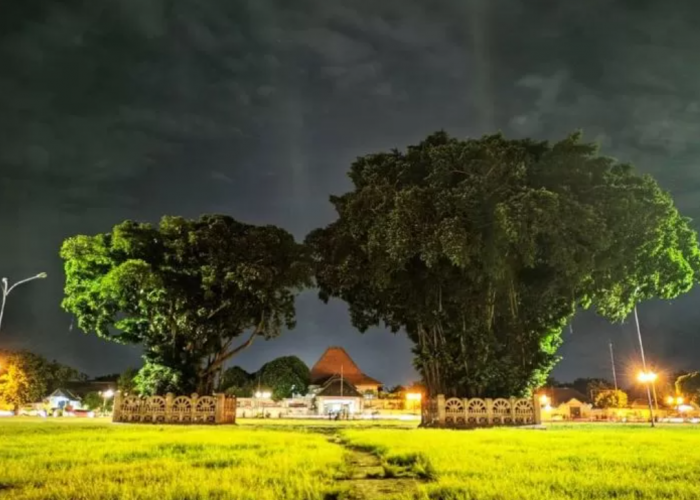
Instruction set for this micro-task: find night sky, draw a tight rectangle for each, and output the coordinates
[2,0,700,387]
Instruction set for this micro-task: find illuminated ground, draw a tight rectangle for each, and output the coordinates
[1,418,699,499]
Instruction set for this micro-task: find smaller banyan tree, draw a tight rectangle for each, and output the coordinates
[307,132,700,399]
[60,215,311,395]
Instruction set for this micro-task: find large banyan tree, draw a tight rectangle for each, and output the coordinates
[307,132,700,398]
[61,215,310,394]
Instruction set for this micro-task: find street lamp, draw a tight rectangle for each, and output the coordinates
[254,391,271,418]
[99,389,115,415]
[632,299,656,428]
[637,370,658,425]
[666,396,684,414]
[405,392,422,412]
[0,273,48,334]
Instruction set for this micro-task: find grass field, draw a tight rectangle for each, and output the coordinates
[342,425,700,499]
[0,419,345,500]
[1,419,699,500]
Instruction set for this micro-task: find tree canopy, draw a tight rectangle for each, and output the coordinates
[218,366,253,397]
[117,368,138,394]
[594,389,628,409]
[257,356,310,400]
[0,350,85,409]
[60,214,311,393]
[676,372,700,404]
[564,378,613,399]
[307,132,700,398]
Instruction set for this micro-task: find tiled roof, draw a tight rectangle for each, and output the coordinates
[316,375,363,398]
[47,388,82,401]
[310,346,381,386]
[539,387,590,405]
[65,381,116,396]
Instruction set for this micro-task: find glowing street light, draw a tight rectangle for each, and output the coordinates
[539,394,550,405]
[666,395,685,414]
[254,390,271,419]
[632,298,656,428]
[405,392,422,412]
[99,389,115,414]
[637,370,659,421]
[0,272,48,334]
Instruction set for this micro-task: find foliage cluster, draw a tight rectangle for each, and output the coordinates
[594,389,628,409]
[218,356,310,400]
[308,132,700,397]
[60,215,310,394]
[0,350,85,409]
[676,371,700,405]
[60,133,700,398]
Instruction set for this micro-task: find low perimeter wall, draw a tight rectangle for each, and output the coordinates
[422,395,541,427]
[112,392,236,424]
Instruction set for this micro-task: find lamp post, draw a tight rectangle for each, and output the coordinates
[0,273,48,334]
[632,301,656,428]
[405,392,422,413]
[666,396,684,415]
[99,389,114,415]
[637,371,657,426]
[254,390,271,418]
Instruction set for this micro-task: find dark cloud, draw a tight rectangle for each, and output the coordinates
[1,0,700,385]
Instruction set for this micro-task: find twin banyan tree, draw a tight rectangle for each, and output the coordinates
[61,132,700,398]
[60,216,310,394]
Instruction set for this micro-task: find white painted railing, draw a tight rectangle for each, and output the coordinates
[422,395,541,427]
[112,392,236,424]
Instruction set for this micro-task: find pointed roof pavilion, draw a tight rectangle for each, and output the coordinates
[309,346,382,387]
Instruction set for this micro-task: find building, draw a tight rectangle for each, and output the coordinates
[232,347,390,419]
[46,389,82,410]
[314,374,364,416]
[538,387,592,420]
[64,380,117,396]
[309,346,382,395]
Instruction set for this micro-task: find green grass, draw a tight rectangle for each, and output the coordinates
[0,419,345,500]
[341,424,700,499]
[237,417,419,429]
[2,419,700,500]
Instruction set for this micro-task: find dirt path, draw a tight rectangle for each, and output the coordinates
[328,435,425,500]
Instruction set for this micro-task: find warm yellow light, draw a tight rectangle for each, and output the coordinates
[544,404,552,412]
[539,395,549,405]
[676,397,684,405]
[637,372,657,383]
[666,396,675,405]
[255,391,271,399]
[405,393,422,401]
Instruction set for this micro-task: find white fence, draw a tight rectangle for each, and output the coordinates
[112,392,236,424]
[422,395,541,427]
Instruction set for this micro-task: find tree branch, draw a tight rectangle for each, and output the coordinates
[207,302,230,320]
[203,318,265,375]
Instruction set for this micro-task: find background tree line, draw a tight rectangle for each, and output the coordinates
[0,350,86,410]
[546,372,700,409]
[115,356,311,401]
[60,132,700,398]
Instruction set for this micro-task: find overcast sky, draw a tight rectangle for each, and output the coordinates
[1,0,700,387]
